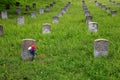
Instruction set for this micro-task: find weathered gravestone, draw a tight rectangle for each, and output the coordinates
[111,10,117,16]
[25,5,30,11]
[5,4,10,10]
[0,25,3,36]
[16,8,21,15]
[58,12,64,17]
[1,11,8,19]
[116,3,120,7]
[21,39,36,61]
[45,6,50,11]
[106,7,110,13]
[31,11,36,18]
[39,8,44,14]
[50,4,53,8]
[42,23,51,34]
[88,22,98,32]
[94,39,109,57]
[17,16,24,25]
[52,16,59,23]
[86,16,92,24]
[32,3,36,8]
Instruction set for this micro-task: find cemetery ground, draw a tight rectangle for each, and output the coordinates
[0,0,120,79]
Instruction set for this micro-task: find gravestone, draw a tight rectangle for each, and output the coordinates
[21,39,36,61]
[0,25,3,36]
[88,22,98,32]
[94,39,109,57]
[111,10,117,16]
[42,23,51,34]
[32,3,36,8]
[39,8,44,14]
[50,4,53,8]
[52,16,59,23]
[17,16,24,25]
[25,5,30,11]
[61,8,66,14]
[116,3,120,7]
[106,7,110,13]
[86,16,92,24]
[1,11,8,19]
[58,12,64,17]
[16,8,21,15]
[45,6,50,11]
[31,11,36,18]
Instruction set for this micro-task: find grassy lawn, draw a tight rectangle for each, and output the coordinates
[0,0,120,79]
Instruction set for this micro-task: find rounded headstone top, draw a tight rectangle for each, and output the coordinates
[43,23,51,26]
[22,39,36,41]
[89,22,97,24]
[94,39,108,42]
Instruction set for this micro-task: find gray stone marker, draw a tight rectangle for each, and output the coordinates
[86,16,92,24]
[94,39,109,57]
[17,16,24,25]
[0,25,3,36]
[45,6,50,11]
[106,7,110,13]
[21,39,36,61]
[25,5,30,11]
[58,12,64,17]
[31,11,36,18]
[6,4,10,10]
[33,3,36,8]
[52,16,59,23]
[42,23,51,34]
[1,11,8,19]
[88,22,98,32]
[39,8,44,14]
[16,8,21,15]
[111,10,117,16]
[116,3,120,7]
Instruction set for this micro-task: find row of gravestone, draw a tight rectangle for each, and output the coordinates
[108,0,120,7]
[1,1,56,19]
[82,0,98,32]
[94,0,117,16]
[52,2,71,24]
[21,38,109,61]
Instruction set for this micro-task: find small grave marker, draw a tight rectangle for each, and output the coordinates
[111,10,117,16]
[31,11,36,18]
[16,8,21,15]
[39,8,44,14]
[0,25,3,36]
[32,3,36,8]
[45,6,50,11]
[86,16,92,24]
[42,23,51,34]
[18,16,24,25]
[94,39,109,57]
[88,22,98,32]
[52,16,59,23]
[21,39,36,61]
[1,11,8,19]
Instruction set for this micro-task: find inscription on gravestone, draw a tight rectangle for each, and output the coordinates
[21,39,36,61]
[1,11,8,19]
[42,23,51,34]
[94,39,109,57]
[88,22,98,32]
[0,25,3,36]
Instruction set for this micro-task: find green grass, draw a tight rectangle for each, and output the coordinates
[0,0,120,79]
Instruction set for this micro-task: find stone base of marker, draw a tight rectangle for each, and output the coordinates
[0,25,3,36]
[18,16,24,25]
[1,11,8,19]
[42,23,51,34]
[94,39,109,57]
[52,16,59,23]
[88,22,98,32]
[21,39,36,61]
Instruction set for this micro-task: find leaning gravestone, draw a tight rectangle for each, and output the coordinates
[39,8,44,14]
[0,25,3,36]
[52,16,59,23]
[31,11,36,18]
[21,39,36,61]
[88,22,98,32]
[94,39,109,57]
[42,23,51,34]
[17,16,24,25]
[111,10,117,16]
[1,11,8,19]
